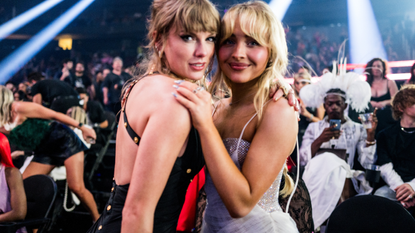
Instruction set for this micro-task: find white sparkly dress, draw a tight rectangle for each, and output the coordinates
[202,113,299,233]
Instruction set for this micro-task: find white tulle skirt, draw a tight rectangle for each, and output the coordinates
[201,204,298,233]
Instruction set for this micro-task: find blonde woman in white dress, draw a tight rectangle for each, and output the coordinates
[174,1,299,232]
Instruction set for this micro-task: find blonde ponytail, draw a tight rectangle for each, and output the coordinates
[279,163,294,198]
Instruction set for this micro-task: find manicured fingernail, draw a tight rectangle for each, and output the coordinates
[174,80,184,84]
[172,92,178,98]
[173,85,179,89]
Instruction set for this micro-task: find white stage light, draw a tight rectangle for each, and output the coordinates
[268,0,293,21]
[347,0,387,64]
[0,0,94,83]
[0,0,63,41]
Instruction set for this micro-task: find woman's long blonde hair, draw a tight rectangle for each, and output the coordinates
[209,1,293,197]
[123,0,220,99]
[0,86,14,129]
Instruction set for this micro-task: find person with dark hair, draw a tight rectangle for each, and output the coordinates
[375,84,415,209]
[404,62,415,85]
[27,72,80,114]
[5,81,16,93]
[299,72,378,230]
[365,57,399,136]
[76,87,108,128]
[93,69,107,105]
[73,62,92,89]
[54,58,74,80]
[0,133,27,233]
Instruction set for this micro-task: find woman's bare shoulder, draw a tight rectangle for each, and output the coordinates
[261,98,297,127]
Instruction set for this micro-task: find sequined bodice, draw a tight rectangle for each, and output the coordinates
[225,138,283,212]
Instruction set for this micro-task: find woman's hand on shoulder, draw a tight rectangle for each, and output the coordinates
[269,79,300,118]
[172,81,214,131]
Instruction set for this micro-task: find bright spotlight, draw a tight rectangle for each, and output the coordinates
[0,0,94,84]
[0,0,63,41]
[347,0,387,64]
[268,0,293,21]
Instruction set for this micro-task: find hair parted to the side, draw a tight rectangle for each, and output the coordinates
[0,133,14,167]
[0,86,14,129]
[208,0,288,120]
[122,0,220,98]
[209,1,292,197]
[365,57,388,85]
[392,84,415,120]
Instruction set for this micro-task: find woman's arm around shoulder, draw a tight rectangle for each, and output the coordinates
[121,78,193,233]
[0,167,26,222]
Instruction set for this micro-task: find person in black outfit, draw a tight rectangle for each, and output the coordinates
[375,85,415,209]
[54,58,74,80]
[93,69,108,105]
[102,57,132,115]
[27,72,80,114]
[76,87,108,128]
[72,62,92,89]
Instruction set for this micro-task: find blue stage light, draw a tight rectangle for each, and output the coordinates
[347,0,387,64]
[269,0,293,21]
[0,0,94,84]
[0,0,63,41]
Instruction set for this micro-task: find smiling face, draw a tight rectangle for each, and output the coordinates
[218,22,269,84]
[163,27,216,81]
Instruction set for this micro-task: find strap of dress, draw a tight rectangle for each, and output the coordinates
[234,99,272,152]
[121,79,141,145]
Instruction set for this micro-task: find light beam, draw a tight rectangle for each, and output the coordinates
[347,0,387,64]
[0,0,94,83]
[0,0,63,41]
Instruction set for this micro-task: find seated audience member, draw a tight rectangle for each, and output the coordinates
[0,133,27,233]
[375,85,415,209]
[298,72,377,229]
[293,71,325,147]
[27,72,80,114]
[76,88,108,128]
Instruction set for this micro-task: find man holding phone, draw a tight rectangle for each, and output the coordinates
[299,87,378,230]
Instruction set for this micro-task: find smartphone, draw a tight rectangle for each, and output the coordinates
[329,119,341,131]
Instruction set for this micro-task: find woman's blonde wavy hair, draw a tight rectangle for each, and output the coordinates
[0,86,15,129]
[123,0,220,98]
[208,1,293,197]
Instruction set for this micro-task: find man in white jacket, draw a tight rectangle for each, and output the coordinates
[300,88,377,229]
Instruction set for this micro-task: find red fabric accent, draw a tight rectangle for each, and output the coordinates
[176,167,205,232]
[287,157,296,173]
[0,133,14,167]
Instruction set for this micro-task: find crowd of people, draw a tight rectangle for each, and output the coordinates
[1,0,415,233]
